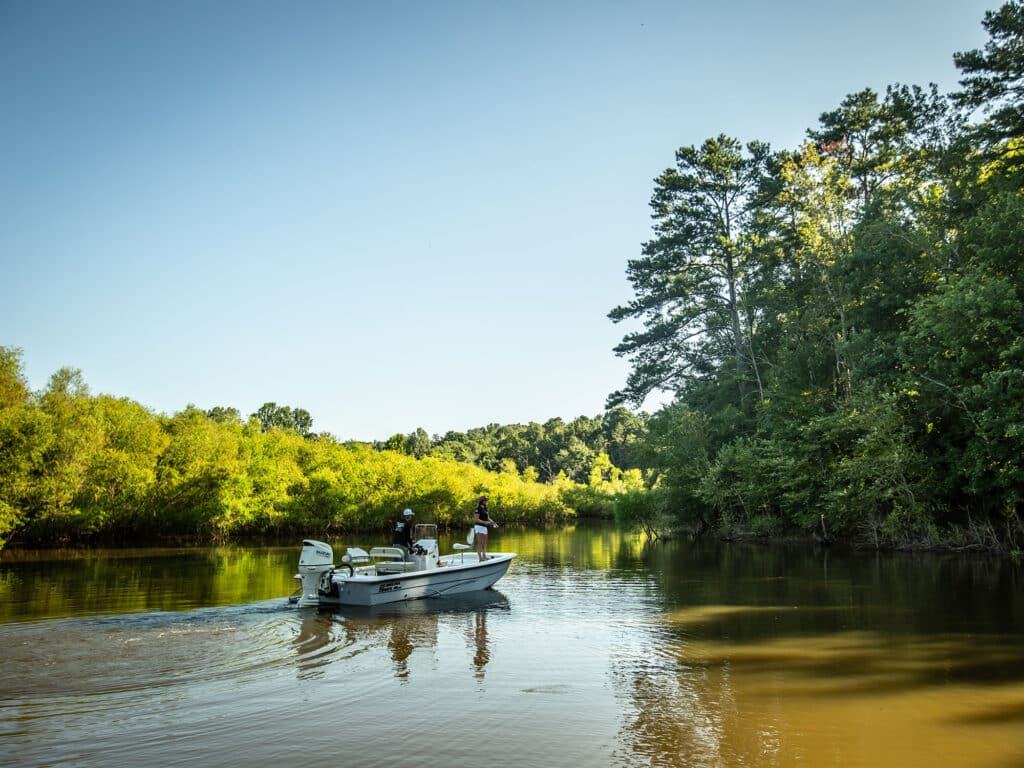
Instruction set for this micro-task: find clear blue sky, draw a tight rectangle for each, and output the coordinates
[0,0,996,441]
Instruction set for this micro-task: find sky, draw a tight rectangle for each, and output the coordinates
[0,0,998,442]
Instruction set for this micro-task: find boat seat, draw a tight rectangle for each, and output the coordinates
[343,547,371,564]
[369,546,407,561]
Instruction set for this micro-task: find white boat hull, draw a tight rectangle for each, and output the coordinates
[321,553,514,607]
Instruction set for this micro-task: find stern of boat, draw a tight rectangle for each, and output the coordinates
[293,539,335,607]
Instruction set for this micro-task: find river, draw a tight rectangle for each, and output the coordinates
[1,525,1022,767]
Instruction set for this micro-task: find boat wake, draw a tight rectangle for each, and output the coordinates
[0,601,335,702]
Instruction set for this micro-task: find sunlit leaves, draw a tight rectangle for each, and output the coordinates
[0,351,595,548]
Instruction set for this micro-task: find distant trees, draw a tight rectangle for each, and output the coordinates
[0,350,637,549]
[206,406,242,424]
[381,408,649,486]
[252,402,313,436]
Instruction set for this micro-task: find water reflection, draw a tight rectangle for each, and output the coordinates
[290,590,509,682]
[613,623,1024,768]
[601,539,1024,768]
[0,546,298,620]
[470,607,490,680]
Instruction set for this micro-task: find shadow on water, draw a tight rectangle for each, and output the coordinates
[609,617,1024,768]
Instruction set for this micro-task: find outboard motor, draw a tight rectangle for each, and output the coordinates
[295,540,335,607]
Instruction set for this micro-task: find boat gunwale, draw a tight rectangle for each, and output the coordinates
[339,552,515,583]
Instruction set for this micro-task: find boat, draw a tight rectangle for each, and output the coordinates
[290,523,516,607]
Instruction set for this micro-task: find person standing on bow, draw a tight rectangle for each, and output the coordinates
[392,508,415,557]
[473,496,498,561]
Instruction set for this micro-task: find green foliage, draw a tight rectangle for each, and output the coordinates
[0,349,52,545]
[607,3,1024,550]
[0,347,30,408]
[425,412,648,484]
[700,437,793,535]
[613,488,672,540]
[901,255,1024,520]
[76,396,169,535]
[0,353,600,548]
[816,392,934,544]
[252,402,312,436]
[637,404,713,529]
[206,406,242,424]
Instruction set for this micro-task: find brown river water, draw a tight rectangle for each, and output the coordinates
[1,525,1022,767]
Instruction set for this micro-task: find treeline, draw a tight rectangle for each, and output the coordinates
[607,2,1024,551]
[373,408,649,484]
[0,350,645,549]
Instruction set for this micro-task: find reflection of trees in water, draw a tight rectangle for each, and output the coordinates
[649,541,1024,638]
[611,605,1024,767]
[607,539,1024,765]
[610,630,730,768]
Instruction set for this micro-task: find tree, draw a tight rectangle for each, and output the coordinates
[0,346,30,408]
[405,427,431,459]
[252,402,313,436]
[153,406,243,534]
[291,408,313,436]
[809,86,950,212]
[21,368,104,540]
[0,347,50,545]
[773,142,858,399]
[899,191,1024,525]
[207,406,242,424]
[636,404,713,533]
[609,135,774,412]
[601,407,648,470]
[383,433,406,453]
[75,396,167,534]
[954,1,1024,148]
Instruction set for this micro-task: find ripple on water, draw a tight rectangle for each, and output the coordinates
[0,600,357,711]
